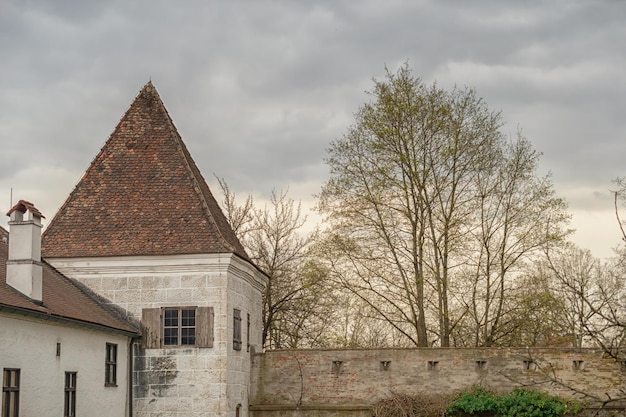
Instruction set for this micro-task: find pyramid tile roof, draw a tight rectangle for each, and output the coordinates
[0,226,7,243]
[0,243,137,334]
[42,82,249,260]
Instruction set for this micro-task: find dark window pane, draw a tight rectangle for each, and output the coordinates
[163,328,178,345]
[164,309,179,326]
[182,309,195,326]
[181,328,196,345]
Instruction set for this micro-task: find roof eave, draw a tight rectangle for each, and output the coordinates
[0,303,140,337]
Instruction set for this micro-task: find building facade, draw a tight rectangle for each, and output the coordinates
[2,83,267,417]
[1,201,138,417]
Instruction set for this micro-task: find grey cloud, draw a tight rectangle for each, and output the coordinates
[1,0,625,257]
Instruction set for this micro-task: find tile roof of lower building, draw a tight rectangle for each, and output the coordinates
[0,243,138,335]
[42,82,250,261]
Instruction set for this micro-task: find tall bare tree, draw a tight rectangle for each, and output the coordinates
[318,64,569,347]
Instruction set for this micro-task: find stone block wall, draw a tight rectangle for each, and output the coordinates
[250,348,626,417]
[49,253,267,417]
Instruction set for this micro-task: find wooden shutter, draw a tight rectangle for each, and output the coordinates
[246,313,251,352]
[233,309,242,351]
[196,306,214,348]
[141,308,161,349]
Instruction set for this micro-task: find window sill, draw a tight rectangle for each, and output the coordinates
[105,383,118,388]
[161,345,198,348]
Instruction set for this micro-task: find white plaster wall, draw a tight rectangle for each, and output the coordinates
[0,312,131,417]
[48,254,267,417]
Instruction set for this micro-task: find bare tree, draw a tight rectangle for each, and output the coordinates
[217,180,323,348]
[216,177,257,239]
[506,180,626,412]
[532,177,626,357]
[455,136,570,347]
[317,64,568,347]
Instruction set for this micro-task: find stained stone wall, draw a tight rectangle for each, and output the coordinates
[250,348,626,417]
[48,253,267,417]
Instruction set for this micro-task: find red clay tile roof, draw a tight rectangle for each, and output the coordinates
[0,243,137,334]
[7,200,45,219]
[42,82,250,260]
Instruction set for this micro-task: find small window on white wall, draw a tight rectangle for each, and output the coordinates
[105,343,118,386]
[64,372,77,417]
[2,368,20,417]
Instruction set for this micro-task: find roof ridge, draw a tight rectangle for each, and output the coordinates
[146,84,240,255]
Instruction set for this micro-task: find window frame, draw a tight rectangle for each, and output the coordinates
[163,307,197,347]
[2,368,20,417]
[64,372,77,417]
[105,343,117,387]
[141,306,214,349]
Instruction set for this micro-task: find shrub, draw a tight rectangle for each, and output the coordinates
[372,387,581,417]
[372,392,451,417]
[446,387,582,417]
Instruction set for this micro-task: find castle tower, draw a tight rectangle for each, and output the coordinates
[42,82,268,417]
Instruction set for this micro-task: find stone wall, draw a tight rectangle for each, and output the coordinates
[49,253,267,417]
[250,348,626,417]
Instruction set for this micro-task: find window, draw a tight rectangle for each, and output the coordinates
[141,306,214,349]
[2,369,19,417]
[233,309,242,351]
[163,308,196,346]
[105,344,117,386]
[64,372,76,417]
[523,360,535,371]
[573,360,584,371]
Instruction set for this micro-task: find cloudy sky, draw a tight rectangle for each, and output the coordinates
[1,0,624,258]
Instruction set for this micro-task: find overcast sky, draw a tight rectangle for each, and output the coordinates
[1,0,625,258]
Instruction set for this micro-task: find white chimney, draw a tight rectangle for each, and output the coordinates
[6,200,45,303]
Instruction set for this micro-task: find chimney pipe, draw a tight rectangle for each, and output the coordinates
[6,200,45,302]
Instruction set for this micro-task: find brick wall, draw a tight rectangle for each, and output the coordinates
[250,348,626,417]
